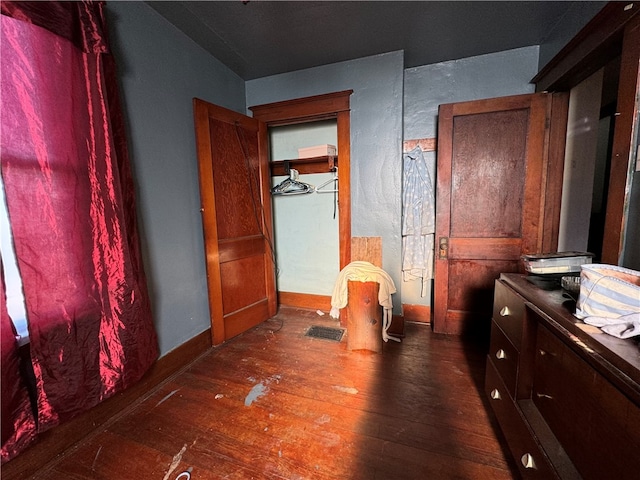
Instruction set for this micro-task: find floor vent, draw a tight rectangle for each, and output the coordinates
[305,325,345,342]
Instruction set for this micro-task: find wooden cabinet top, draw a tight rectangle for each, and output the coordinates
[500,273,640,402]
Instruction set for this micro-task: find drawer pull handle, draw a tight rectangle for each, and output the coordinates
[536,393,553,400]
[521,453,536,469]
[490,389,501,400]
[499,306,510,317]
[495,349,506,360]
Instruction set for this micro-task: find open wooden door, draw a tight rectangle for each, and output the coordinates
[193,99,277,345]
[434,93,565,337]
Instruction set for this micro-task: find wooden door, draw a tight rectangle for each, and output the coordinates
[193,99,277,345]
[434,93,558,337]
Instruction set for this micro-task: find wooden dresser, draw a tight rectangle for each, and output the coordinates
[485,274,640,479]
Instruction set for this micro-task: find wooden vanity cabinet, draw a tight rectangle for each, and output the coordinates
[485,274,640,480]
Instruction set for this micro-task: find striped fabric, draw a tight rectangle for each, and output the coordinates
[575,264,640,319]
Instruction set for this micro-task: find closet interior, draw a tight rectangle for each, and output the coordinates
[269,120,339,305]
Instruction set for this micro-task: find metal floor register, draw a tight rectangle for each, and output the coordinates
[305,325,345,342]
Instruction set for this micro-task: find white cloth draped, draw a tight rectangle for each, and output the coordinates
[402,146,435,297]
[329,261,399,342]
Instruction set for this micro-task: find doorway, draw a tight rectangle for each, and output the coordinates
[251,90,353,311]
[269,120,339,305]
[558,57,620,262]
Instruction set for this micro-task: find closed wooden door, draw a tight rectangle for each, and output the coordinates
[193,99,277,345]
[434,93,556,337]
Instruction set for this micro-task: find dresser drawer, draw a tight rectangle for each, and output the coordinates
[533,324,640,480]
[485,358,558,479]
[489,322,519,398]
[493,280,526,350]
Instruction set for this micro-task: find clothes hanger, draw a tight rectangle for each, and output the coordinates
[315,168,338,194]
[271,168,314,196]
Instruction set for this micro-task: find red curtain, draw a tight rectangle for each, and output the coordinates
[0,269,36,461]
[1,1,158,462]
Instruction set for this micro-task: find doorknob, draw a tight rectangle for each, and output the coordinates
[438,237,448,259]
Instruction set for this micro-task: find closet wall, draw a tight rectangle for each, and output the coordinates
[270,121,339,296]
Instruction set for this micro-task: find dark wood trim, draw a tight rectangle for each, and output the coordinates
[337,110,351,269]
[2,330,212,480]
[270,155,336,176]
[250,91,352,273]
[258,120,278,319]
[388,314,406,337]
[403,304,432,324]
[533,2,639,92]
[403,138,437,153]
[193,99,225,345]
[602,13,640,264]
[540,92,570,253]
[249,90,353,125]
[433,102,453,333]
[278,291,332,311]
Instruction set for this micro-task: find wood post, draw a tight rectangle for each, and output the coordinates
[347,281,383,353]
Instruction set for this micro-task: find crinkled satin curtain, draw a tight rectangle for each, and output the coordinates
[1,1,158,462]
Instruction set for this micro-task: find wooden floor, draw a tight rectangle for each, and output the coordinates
[29,307,516,479]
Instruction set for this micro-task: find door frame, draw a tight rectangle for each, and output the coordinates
[532,4,640,265]
[250,90,353,274]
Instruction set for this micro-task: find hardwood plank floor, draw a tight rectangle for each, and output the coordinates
[28,307,516,479]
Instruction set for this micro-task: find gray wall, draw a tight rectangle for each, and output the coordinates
[107,1,245,355]
[404,46,539,140]
[246,51,405,312]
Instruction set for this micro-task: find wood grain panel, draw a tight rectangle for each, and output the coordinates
[446,259,519,337]
[347,281,383,352]
[223,300,271,340]
[209,119,262,240]
[450,109,528,238]
[220,255,267,314]
[449,238,523,260]
[250,90,353,124]
[533,323,640,480]
[270,156,336,176]
[402,304,431,323]
[351,236,382,267]
[278,291,331,311]
[602,14,640,264]
[219,235,265,263]
[435,93,552,336]
[195,99,276,344]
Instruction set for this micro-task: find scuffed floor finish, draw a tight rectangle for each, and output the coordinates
[29,307,516,479]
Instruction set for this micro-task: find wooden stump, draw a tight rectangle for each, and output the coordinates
[347,281,383,353]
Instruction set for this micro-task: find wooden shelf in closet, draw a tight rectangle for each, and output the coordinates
[270,155,337,176]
